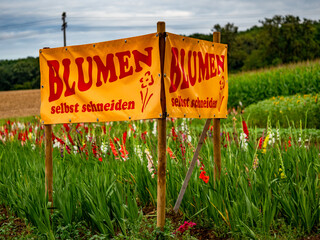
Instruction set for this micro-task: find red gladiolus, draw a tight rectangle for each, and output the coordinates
[120,144,128,160]
[109,139,118,157]
[288,137,292,147]
[171,127,178,140]
[180,143,186,157]
[92,143,98,156]
[141,131,147,143]
[122,131,127,145]
[98,157,103,162]
[242,120,249,139]
[258,137,264,149]
[199,171,209,183]
[101,125,106,135]
[166,147,175,159]
[63,123,70,132]
[114,137,120,143]
[68,133,75,146]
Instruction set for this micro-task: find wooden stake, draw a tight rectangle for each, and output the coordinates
[45,124,53,204]
[156,21,167,230]
[213,32,221,180]
[173,119,211,213]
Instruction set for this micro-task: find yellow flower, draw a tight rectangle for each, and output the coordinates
[280,172,286,179]
[280,110,283,114]
[297,100,300,103]
[262,135,270,154]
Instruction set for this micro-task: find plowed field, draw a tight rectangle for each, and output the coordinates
[0,89,40,119]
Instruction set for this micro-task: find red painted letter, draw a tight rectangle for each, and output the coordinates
[188,51,197,86]
[76,57,93,92]
[198,52,209,82]
[209,54,217,78]
[116,51,133,79]
[62,58,75,97]
[180,48,189,90]
[94,54,118,87]
[132,47,152,72]
[47,60,63,102]
[169,47,181,93]
[217,55,225,75]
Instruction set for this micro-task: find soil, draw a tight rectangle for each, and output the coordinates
[0,204,31,239]
[0,89,40,119]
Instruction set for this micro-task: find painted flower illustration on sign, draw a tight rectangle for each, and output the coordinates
[140,71,154,113]
[218,76,226,112]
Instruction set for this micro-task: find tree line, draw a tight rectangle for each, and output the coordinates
[0,15,319,91]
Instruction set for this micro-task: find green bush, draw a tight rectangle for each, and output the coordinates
[243,94,320,128]
[228,60,320,108]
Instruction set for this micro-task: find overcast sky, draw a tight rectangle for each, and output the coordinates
[0,0,319,60]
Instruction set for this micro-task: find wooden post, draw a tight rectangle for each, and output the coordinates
[213,32,221,180]
[156,21,167,231]
[45,124,53,204]
[173,119,211,213]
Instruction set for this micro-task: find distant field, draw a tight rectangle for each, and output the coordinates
[0,89,40,119]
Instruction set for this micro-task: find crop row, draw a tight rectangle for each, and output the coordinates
[228,60,320,108]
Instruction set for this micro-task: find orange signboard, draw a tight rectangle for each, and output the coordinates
[40,33,162,124]
[164,33,228,119]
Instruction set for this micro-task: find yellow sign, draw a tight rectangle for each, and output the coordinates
[164,33,228,119]
[40,33,162,124]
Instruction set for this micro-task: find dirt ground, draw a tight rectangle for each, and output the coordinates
[0,89,40,119]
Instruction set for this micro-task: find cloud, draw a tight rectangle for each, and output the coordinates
[0,0,319,59]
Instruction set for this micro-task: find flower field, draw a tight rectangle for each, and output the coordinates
[1,115,320,239]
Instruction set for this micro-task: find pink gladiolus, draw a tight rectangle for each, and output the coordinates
[173,221,196,235]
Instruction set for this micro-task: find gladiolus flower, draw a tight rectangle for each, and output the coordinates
[63,123,70,132]
[199,171,209,183]
[98,157,103,162]
[242,120,249,139]
[120,144,128,160]
[173,221,196,235]
[109,139,118,157]
[166,147,175,159]
[171,126,178,140]
[67,133,75,146]
[141,131,147,143]
[262,135,270,154]
[122,131,127,145]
